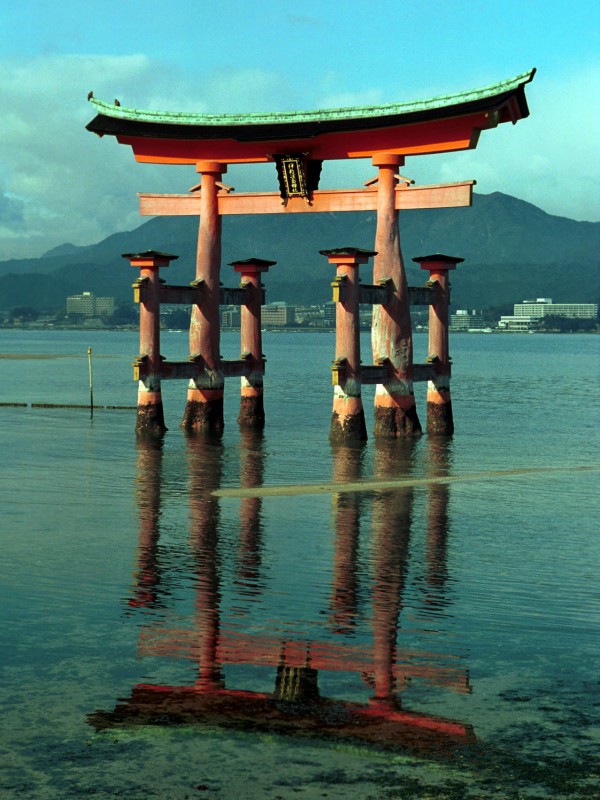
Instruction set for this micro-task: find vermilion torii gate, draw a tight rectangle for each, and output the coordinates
[86,69,535,437]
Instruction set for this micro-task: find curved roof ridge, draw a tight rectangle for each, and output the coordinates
[88,69,536,127]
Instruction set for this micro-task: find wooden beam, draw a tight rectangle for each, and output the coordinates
[408,286,441,306]
[138,181,474,217]
[359,283,391,305]
[133,359,258,382]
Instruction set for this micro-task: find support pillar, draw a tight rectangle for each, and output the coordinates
[231,258,275,429]
[182,161,227,432]
[322,247,375,442]
[125,250,178,436]
[371,154,421,437]
[413,254,464,435]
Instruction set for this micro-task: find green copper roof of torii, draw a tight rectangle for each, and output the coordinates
[87,69,535,130]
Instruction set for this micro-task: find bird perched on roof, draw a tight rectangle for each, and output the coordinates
[87,91,94,101]
[114,98,121,107]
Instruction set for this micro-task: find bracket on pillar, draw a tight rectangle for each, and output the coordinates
[133,353,165,380]
[330,357,348,385]
[132,354,149,381]
[364,172,414,187]
[132,276,150,303]
[331,274,348,303]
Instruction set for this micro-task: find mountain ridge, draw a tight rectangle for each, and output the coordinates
[1,192,598,312]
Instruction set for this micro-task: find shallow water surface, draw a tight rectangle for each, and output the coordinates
[1,330,599,799]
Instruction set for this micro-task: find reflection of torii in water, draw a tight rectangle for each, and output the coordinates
[90,435,473,751]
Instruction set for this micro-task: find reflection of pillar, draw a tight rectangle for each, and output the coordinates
[182,161,226,432]
[370,439,416,705]
[231,258,275,429]
[425,437,453,602]
[186,433,225,691]
[330,443,365,633]
[413,254,464,435]
[371,154,421,438]
[322,248,375,442]
[129,437,164,609]
[125,250,177,436]
[237,430,266,591]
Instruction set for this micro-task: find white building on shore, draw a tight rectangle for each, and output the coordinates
[66,292,115,317]
[498,298,598,331]
[450,309,487,331]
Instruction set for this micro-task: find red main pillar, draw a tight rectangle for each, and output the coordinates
[413,254,464,435]
[231,258,275,429]
[322,247,375,443]
[371,154,422,438]
[125,250,177,436]
[182,161,226,432]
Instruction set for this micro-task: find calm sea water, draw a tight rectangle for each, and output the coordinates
[1,329,598,800]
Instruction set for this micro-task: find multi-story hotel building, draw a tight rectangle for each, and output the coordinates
[261,302,296,327]
[499,298,598,331]
[66,292,115,317]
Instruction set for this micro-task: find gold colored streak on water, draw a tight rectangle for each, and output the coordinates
[213,466,599,499]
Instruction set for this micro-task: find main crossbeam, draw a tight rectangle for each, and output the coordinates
[138,181,474,217]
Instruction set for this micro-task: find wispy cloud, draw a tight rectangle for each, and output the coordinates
[0,55,292,259]
[415,65,600,221]
[0,55,597,262]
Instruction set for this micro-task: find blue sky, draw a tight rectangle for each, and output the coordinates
[1,0,598,259]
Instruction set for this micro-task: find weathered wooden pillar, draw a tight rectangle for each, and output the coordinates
[413,254,464,435]
[231,258,275,429]
[323,247,375,442]
[182,161,226,432]
[371,154,421,438]
[125,250,178,436]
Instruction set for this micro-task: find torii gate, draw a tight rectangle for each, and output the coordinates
[86,69,535,437]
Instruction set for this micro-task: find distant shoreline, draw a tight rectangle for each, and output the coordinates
[0,323,597,335]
